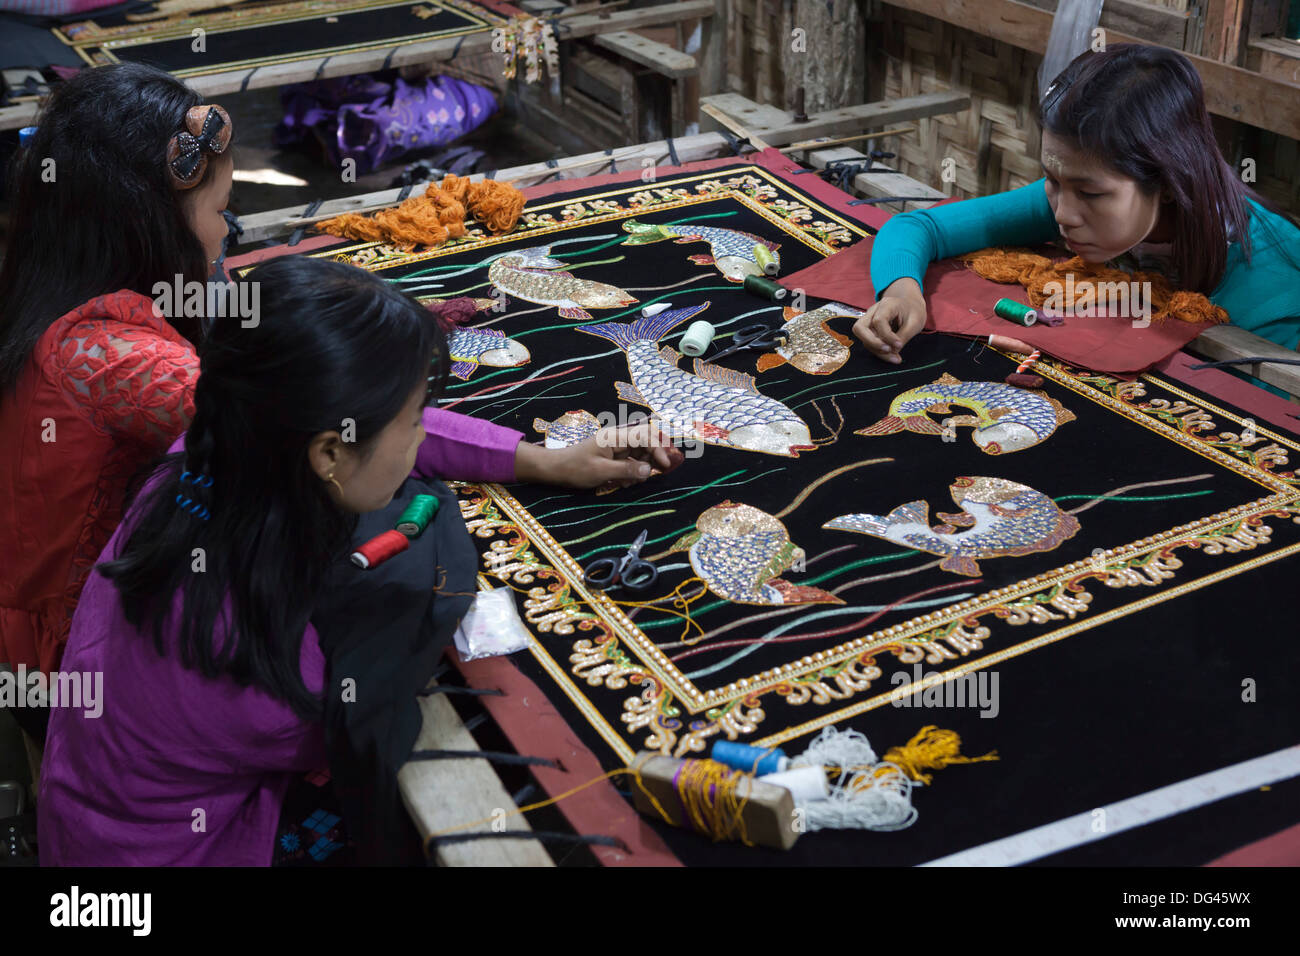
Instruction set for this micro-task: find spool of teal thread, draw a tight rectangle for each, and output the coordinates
[395,494,439,537]
[712,741,789,775]
[743,274,788,302]
[679,320,716,357]
[994,298,1037,327]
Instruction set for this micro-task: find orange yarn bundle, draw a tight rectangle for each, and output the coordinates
[957,247,1229,325]
[316,175,526,248]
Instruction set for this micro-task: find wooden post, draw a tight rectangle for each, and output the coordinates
[782,0,869,114]
[700,0,729,96]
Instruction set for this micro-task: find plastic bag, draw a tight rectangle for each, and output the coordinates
[452,588,531,661]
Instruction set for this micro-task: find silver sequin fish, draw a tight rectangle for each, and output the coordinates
[448,326,530,380]
[670,501,842,606]
[824,476,1081,576]
[576,303,817,457]
[621,220,780,282]
[488,246,637,320]
[857,373,1076,454]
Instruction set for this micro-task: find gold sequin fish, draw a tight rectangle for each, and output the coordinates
[669,501,843,606]
[756,303,864,375]
[488,245,637,320]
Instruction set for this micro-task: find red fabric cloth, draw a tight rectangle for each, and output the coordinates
[0,291,198,673]
[778,233,1220,375]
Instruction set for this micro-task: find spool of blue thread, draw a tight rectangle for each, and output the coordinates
[18,127,37,149]
[711,741,789,775]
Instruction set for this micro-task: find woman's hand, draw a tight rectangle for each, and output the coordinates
[514,422,686,490]
[851,277,928,365]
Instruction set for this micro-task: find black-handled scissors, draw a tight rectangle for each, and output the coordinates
[583,529,658,592]
[701,323,787,364]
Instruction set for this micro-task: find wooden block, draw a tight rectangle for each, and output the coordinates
[629,752,799,850]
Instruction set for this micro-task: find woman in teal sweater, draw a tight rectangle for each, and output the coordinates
[857,43,1300,364]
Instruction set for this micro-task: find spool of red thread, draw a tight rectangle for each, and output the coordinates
[350,529,409,569]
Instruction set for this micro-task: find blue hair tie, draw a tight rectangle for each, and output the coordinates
[174,494,210,521]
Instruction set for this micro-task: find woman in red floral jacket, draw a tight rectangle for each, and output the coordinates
[0,64,678,729]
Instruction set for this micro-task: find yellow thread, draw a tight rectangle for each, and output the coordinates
[882,725,999,785]
[772,457,894,520]
[673,758,755,846]
[421,761,678,847]
[616,576,707,643]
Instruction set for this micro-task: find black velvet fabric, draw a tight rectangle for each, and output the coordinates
[259,160,1300,865]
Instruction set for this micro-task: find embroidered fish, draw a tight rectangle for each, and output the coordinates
[669,501,842,606]
[857,373,1076,454]
[532,409,602,448]
[576,303,817,458]
[447,326,530,380]
[532,409,666,495]
[824,476,1081,577]
[488,245,637,320]
[756,303,863,375]
[621,220,780,283]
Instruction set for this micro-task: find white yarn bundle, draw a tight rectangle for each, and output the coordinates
[786,726,918,832]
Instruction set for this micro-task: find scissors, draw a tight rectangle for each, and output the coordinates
[583,529,658,592]
[701,323,787,364]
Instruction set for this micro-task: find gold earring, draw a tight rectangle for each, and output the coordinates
[326,473,345,497]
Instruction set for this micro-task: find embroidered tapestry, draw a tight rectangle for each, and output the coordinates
[238,157,1300,864]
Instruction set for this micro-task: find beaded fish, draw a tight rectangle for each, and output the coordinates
[447,326,530,380]
[621,220,780,282]
[488,246,637,320]
[576,303,818,458]
[531,409,664,495]
[756,303,864,375]
[857,373,1075,454]
[532,409,601,448]
[824,476,1081,577]
[669,501,842,606]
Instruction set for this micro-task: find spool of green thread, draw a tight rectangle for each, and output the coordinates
[994,298,1037,327]
[395,494,439,537]
[679,320,716,357]
[743,274,788,302]
[752,243,778,276]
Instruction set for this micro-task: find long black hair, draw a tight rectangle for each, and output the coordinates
[0,62,222,392]
[1036,42,1300,294]
[98,256,450,719]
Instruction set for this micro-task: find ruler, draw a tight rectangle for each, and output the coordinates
[919,744,1300,867]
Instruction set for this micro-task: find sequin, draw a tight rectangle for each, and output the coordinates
[447,326,529,380]
[621,220,780,283]
[488,246,637,320]
[857,373,1076,454]
[824,476,1082,576]
[576,303,818,458]
[756,303,864,375]
[669,502,841,606]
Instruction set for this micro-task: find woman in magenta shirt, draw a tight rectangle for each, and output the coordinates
[37,255,679,865]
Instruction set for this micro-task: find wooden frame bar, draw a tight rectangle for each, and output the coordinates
[235,131,733,243]
[397,684,554,866]
[0,0,716,131]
